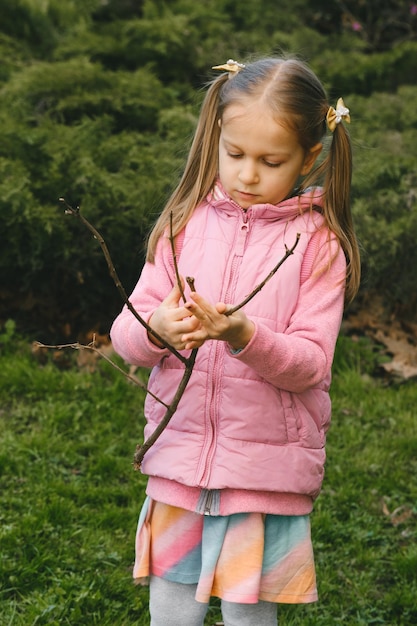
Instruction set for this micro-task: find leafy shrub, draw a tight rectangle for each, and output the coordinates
[313,41,417,96]
[349,86,417,318]
[0,0,417,339]
[0,76,198,340]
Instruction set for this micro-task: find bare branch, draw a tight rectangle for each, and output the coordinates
[225,234,300,316]
[186,276,196,292]
[55,199,301,468]
[132,238,301,465]
[35,340,169,408]
[133,348,198,469]
[169,212,186,302]
[57,198,201,469]
[59,198,188,365]
[183,237,300,316]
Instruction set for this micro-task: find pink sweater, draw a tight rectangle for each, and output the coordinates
[111,186,346,516]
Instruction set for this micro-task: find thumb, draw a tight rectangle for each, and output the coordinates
[162,281,184,307]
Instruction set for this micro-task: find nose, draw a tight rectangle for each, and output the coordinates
[238,159,259,185]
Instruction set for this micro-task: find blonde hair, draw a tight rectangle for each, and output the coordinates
[146,57,360,303]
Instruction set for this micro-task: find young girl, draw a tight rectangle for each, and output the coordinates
[111,56,360,626]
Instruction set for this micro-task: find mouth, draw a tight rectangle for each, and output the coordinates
[235,190,257,202]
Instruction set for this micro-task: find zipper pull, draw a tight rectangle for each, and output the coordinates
[204,490,213,515]
[196,489,220,515]
[235,216,249,257]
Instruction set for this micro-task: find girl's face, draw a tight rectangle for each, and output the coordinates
[218,101,322,209]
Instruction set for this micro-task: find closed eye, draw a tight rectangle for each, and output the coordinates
[227,153,282,167]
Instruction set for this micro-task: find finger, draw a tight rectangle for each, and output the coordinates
[185,297,217,323]
[184,339,205,350]
[174,315,200,335]
[215,301,228,314]
[181,326,208,345]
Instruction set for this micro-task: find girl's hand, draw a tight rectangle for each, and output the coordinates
[148,283,201,350]
[181,291,255,351]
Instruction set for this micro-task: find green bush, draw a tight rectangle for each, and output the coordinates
[349,86,417,318]
[0,113,191,340]
[0,0,416,339]
[313,41,417,96]
[0,50,196,339]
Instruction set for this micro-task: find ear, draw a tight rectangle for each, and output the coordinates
[301,142,322,175]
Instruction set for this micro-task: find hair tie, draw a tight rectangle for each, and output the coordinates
[326,98,351,132]
[212,59,245,79]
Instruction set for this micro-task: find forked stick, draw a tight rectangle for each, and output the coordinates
[58,199,300,468]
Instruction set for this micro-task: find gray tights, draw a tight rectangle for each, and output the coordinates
[149,575,278,626]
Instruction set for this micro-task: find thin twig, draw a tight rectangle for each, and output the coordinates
[133,237,301,465]
[133,215,199,468]
[169,212,186,302]
[35,340,169,408]
[56,198,300,468]
[59,198,188,365]
[58,198,200,469]
[186,276,196,292]
[133,348,198,469]
[225,234,300,316]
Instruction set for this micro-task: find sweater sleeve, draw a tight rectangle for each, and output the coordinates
[232,228,346,393]
[110,235,175,367]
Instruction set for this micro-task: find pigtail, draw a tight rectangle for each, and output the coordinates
[146,73,229,262]
[321,123,361,303]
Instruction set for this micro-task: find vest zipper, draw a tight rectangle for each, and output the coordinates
[198,213,251,488]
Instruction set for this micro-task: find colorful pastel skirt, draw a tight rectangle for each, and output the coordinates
[133,497,318,605]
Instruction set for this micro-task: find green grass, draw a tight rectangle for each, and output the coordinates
[0,329,416,625]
